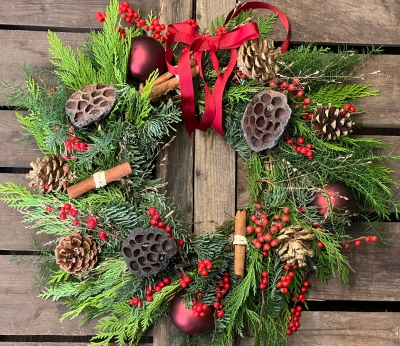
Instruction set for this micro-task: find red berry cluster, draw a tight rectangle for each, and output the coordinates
[247,204,286,257]
[286,304,303,335]
[95,12,107,22]
[232,70,248,85]
[215,25,226,35]
[276,264,298,294]
[129,278,171,306]
[198,259,213,276]
[117,2,167,42]
[284,136,314,159]
[343,235,378,249]
[179,275,191,288]
[269,78,304,97]
[46,203,107,240]
[259,271,269,290]
[343,103,356,113]
[64,135,92,155]
[212,273,231,318]
[214,272,231,293]
[192,294,209,318]
[146,207,184,247]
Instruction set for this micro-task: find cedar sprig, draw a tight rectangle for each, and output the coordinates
[308,83,380,108]
[257,14,278,38]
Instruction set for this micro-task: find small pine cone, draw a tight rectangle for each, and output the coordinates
[275,225,316,267]
[55,232,98,274]
[311,103,354,141]
[26,155,68,194]
[237,38,281,83]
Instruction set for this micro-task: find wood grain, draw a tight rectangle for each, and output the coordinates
[0,0,158,29]
[0,31,87,103]
[0,255,98,335]
[0,111,38,167]
[153,2,194,345]
[236,311,400,346]
[0,174,56,251]
[309,223,400,301]
[193,0,237,236]
[246,0,400,45]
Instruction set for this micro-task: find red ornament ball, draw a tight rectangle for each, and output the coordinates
[170,292,215,335]
[128,36,167,83]
[309,181,356,216]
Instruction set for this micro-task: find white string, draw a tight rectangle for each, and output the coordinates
[233,234,247,247]
[93,171,107,188]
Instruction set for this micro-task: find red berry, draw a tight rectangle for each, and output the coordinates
[296,90,304,98]
[46,206,52,213]
[216,292,223,299]
[99,231,107,241]
[354,239,361,247]
[146,295,153,302]
[201,269,209,276]
[303,98,311,105]
[270,239,279,247]
[259,283,266,290]
[183,276,191,283]
[246,225,255,234]
[216,310,225,318]
[72,219,79,226]
[350,106,356,112]
[165,225,171,233]
[297,137,305,144]
[371,235,378,242]
[177,240,185,247]
[63,203,72,210]
[163,277,171,285]
[282,206,290,214]
[286,329,293,335]
[303,281,310,288]
[147,207,156,215]
[269,81,276,88]
[287,84,296,92]
[44,183,50,190]
[88,218,97,229]
[59,212,67,220]
[317,241,324,248]
[281,215,290,223]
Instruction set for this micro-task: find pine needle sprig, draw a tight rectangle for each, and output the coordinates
[308,84,380,108]
[257,14,278,38]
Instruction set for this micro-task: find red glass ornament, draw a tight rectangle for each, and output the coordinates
[128,36,167,83]
[170,292,214,335]
[309,181,356,216]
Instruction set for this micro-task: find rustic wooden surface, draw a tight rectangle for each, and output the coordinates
[1,0,400,345]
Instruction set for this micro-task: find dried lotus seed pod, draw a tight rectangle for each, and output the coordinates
[122,227,177,277]
[65,84,117,128]
[242,89,292,152]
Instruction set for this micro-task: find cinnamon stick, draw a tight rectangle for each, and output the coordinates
[149,65,199,100]
[67,162,132,199]
[234,210,247,277]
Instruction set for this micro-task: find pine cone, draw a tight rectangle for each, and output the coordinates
[237,38,281,83]
[55,232,98,274]
[26,155,68,194]
[65,84,117,128]
[311,104,354,141]
[275,225,316,267]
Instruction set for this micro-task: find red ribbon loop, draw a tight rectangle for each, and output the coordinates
[165,2,290,135]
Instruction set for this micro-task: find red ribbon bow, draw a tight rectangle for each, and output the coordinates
[165,2,290,136]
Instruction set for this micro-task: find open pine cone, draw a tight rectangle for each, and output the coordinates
[311,103,354,141]
[275,225,316,267]
[65,84,117,128]
[55,232,98,274]
[237,38,281,83]
[26,155,68,194]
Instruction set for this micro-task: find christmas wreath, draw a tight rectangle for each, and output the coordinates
[0,1,398,345]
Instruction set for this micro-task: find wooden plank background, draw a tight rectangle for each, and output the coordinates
[1,0,400,345]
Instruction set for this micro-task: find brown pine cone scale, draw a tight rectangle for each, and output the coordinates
[55,232,98,274]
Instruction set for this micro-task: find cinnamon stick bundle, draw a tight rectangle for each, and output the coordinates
[140,59,199,101]
[67,162,132,199]
[234,210,247,277]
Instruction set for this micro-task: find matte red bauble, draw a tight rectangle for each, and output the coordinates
[309,181,356,216]
[128,36,167,83]
[170,292,215,335]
